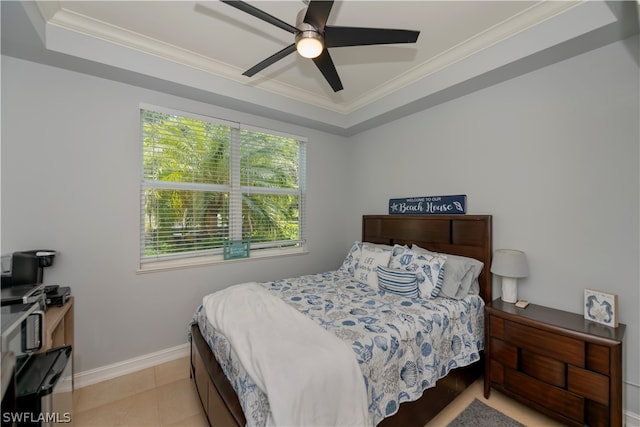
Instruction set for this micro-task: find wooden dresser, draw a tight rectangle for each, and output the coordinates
[484,299,625,427]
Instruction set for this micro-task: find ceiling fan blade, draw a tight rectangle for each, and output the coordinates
[324,26,419,48]
[220,1,297,34]
[304,0,334,32]
[312,49,343,92]
[243,44,297,77]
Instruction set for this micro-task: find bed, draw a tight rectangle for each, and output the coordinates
[190,214,493,427]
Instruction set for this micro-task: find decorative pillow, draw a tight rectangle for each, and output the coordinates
[389,248,446,298]
[412,244,483,299]
[389,244,414,267]
[339,242,394,276]
[338,241,362,275]
[354,244,392,290]
[377,265,418,298]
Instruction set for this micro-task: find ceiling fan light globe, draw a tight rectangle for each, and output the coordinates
[295,32,323,59]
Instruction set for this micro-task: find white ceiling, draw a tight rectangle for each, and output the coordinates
[2,1,636,135]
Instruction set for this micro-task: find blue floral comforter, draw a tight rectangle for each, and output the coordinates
[192,270,484,426]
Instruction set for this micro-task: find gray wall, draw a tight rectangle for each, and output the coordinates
[346,35,639,415]
[1,56,353,372]
[2,35,638,416]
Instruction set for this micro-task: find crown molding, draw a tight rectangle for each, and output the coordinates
[347,1,582,112]
[20,0,622,135]
[41,3,351,114]
[36,1,582,116]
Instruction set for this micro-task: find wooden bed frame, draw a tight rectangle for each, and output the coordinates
[190,214,492,427]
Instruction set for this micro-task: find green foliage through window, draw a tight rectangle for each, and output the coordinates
[141,108,305,262]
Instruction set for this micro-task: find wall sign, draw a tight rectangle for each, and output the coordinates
[389,195,466,215]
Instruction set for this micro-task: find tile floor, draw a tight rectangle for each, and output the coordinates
[71,356,563,426]
[71,357,207,426]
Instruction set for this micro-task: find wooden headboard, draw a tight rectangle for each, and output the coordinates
[362,215,493,303]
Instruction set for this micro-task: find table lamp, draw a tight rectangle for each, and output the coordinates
[491,249,528,303]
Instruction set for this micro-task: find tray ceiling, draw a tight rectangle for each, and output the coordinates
[2,1,634,135]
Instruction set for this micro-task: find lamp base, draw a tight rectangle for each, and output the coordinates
[501,277,518,303]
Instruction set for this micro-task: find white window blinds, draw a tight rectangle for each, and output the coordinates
[140,106,306,264]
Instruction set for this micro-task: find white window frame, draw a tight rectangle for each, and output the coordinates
[139,104,307,272]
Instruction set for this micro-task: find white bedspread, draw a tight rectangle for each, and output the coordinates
[203,282,371,427]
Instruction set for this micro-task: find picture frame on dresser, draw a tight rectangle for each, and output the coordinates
[584,288,619,327]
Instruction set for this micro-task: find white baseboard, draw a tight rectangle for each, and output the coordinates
[73,342,190,389]
[626,410,640,427]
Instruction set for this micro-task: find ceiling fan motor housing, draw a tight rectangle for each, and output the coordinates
[295,22,324,58]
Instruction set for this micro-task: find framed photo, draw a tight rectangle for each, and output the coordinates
[584,289,619,327]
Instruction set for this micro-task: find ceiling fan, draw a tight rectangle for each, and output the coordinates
[220,0,420,92]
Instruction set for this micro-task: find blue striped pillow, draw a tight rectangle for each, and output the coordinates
[377,265,418,298]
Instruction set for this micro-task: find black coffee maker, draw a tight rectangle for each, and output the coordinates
[1,250,56,288]
[1,251,56,308]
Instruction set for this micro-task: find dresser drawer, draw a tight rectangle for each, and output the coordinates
[587,343,610,375]
[490,338,517,369]
[490,316,505,339]
[505,368,584,423]
[520,348,566,388]
[568,365,609,405]
[505,321,584,367]
[490,359,504,385]
[586,400,610,427]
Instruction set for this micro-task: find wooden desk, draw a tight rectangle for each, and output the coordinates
[42,296,74,387]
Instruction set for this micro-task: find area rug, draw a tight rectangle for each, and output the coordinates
[447,399,525,427]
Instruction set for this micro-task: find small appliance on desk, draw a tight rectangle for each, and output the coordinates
[1,250,56,287]
[1,250,64,311]
[43,285,71,307]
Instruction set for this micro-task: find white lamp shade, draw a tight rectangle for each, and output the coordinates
[491,249,528,278]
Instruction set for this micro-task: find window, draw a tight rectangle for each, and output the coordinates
[140,105,306,267]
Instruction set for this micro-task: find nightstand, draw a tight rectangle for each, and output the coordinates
[484,299,625,427]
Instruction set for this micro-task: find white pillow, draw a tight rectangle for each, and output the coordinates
[354,244,392,290]
[389,247,446,298]
[412,244,483,299]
